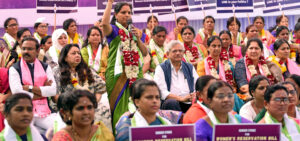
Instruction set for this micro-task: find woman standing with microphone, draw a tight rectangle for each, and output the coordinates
[102,0,148,130]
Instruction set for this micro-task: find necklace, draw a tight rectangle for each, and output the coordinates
[71,126,93,141]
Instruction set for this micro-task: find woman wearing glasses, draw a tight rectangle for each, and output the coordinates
[195,81,251,141]
[281,82,300,119]
[259,84,300,141]
[3,17,18,49]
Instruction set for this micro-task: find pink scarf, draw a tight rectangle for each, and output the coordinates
[232,45,242,61]
[21,58,51,117]
[0,68,9,93]
[204,58,226,81]
[287,58,300,75]
[244,59,265,82]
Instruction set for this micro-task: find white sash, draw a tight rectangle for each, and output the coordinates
[149,39,166,65]
[87,44,102,72]
[197,101,211,114]
[131,111,171,127]
[207,111,239,125]
[48,46,59,63]
[3,33,16,49]
[2,120,44,141]
[33,32,41,43]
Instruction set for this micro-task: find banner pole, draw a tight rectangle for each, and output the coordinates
[150,4,154,32]
[54,4,57,31]
[247,13,250,25]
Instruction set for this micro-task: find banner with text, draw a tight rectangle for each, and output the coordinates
[173,0,189,13]
[158,0,189,15]
[213,124,281,141]
[187,0,216,12]
[97,0,132,16]
[217,0,254,13]
[264,0,300,13]
[254,0,264,9]
[130,124,195,141]
[133,0,172,14]
[36,0,78,13]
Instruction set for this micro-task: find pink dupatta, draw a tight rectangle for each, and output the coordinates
[204,58,226,81]
[244,60,265,82]
[21,58,51,117]
[287,58,300,76]
[232,45,242,61]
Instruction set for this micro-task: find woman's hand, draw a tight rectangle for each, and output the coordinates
[6,58,15,68]
[131,26,142,39]
[108,0,114,3]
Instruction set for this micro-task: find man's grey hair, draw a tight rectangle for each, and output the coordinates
[166,40,185,53]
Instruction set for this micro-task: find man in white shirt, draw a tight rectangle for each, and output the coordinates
[154,40,199,113]
[9,37,57,134]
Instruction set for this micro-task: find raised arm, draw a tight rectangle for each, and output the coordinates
[102,0,114,36]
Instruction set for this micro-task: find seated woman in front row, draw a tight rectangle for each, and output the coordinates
[259,84,300,141]
[195,81,251,141]
[115,79,172,141]
[52,90,114,141]
[0,93,47,141]
[183,75,244,124]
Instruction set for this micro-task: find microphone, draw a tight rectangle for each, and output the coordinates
[127,19,137,41]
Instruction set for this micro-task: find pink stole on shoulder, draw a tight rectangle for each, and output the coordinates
[244,59,265,82]
[21,58,51,117]
[232,45,242,61]
[204,58,226,81]
[287,58,300,76]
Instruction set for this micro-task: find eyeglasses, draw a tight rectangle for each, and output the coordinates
[39,25,48,29]
[7,23,18,28]
[288,90,297,95]
[272,97,289,104]
[215,93,234,100]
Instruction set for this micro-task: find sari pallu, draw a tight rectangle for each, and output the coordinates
[106,24,144,131]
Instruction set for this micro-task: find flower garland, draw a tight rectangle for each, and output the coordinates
[206,56,219,79]
[245,54,275,84]
[151,51,167,66]
[71,73,90,90]
[260,29,268,45]
[220,45,236,66]
[119,29,139,86]
[206,56,234,86]
[219,48,234,86]
[184,43,199,63]
[290,42,298,61]
[269,56,287,73]
[71,77,79,87]
[149,39,167,66]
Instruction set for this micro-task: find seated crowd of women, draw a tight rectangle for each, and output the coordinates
[1,0,300,141]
